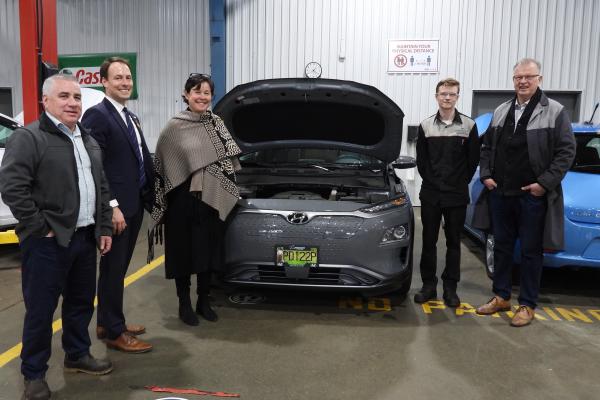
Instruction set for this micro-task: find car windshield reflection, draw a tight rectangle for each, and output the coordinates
[571,136,600,174]
[240,148,385,170]
[0,124,16,148]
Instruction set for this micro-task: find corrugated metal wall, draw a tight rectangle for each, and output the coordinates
[225,0,600,202]
[0,0,22,117]
[3,0,599,182]
[57,0,211,150]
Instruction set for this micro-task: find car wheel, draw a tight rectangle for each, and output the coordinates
[485,234,494,279]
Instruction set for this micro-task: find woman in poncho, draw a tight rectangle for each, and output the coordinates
[151,74,241,326]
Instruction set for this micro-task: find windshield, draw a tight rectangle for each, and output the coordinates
[571,135,600,174]
[239,148,385,169]
[0,121,16,148]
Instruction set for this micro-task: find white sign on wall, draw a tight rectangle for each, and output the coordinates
[387,39,439,73]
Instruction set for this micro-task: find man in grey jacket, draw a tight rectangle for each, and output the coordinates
[0,74,114,400]
[474,59,576,327]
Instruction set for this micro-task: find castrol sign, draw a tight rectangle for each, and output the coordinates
[58,52,138,99]
[61,67,102,87]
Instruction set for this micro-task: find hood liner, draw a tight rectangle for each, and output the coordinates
[214,79,404,162]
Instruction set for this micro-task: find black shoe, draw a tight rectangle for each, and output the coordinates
[413,287,437,304]
[179,302,200,326]
[196,298,218,322]
[443,290,461,308]
[64,354,113,375]
[23,378,51,400]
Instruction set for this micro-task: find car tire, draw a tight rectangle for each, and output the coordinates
[485,234,495,280]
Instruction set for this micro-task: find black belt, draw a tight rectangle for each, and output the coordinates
[75,225,94,232]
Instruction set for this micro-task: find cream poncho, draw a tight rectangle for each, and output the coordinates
[151,110,242,224]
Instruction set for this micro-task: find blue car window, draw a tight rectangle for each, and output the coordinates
[572,136,600,174]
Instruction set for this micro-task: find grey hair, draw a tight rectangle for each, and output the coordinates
[513,58,542,73]
[42,74,79,96]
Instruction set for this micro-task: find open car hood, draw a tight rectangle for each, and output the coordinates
[213,79,405,163]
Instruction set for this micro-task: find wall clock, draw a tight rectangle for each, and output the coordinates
[305,61,322,78]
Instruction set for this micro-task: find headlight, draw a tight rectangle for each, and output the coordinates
[380,224,409,244]
[359,196,408,213]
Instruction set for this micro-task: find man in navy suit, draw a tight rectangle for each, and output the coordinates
[82,57,153,353]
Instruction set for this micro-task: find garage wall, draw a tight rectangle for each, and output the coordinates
[57,0,211,150]
[0,0,22,118]
[225,0,600,203]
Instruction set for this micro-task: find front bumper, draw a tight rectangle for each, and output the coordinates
[223,204,413,291]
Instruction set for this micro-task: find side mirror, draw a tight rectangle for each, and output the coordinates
[392,155,416,169]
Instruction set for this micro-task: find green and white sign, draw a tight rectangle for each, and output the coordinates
[58,52,138,99]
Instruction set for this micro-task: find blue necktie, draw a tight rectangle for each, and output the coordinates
[123,108,147,188]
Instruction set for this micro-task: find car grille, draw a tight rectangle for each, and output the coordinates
[226,265,382,287]
[239,213,364,240]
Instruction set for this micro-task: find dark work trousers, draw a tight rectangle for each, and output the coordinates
[489,191,547,308]
[20,227,97,379]
[97,206,143,340]
[419,201,467,290]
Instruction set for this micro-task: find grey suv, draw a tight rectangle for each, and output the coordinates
[214,79,415,295]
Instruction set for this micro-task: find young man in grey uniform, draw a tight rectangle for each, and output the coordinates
[415,78,480,307]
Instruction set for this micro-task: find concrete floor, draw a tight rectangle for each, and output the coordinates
[1,208,600,400]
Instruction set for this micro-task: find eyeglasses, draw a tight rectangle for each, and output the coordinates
[189,73,211,79]
[436,92,458,98]
[512,75,540,82]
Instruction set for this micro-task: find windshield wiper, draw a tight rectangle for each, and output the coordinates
[571,164,600,171]
[310,164,331,171]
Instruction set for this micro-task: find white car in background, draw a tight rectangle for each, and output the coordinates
[0,113,20,229]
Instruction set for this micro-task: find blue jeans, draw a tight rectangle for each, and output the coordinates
[20,227,97,379]
[489,191,547,308]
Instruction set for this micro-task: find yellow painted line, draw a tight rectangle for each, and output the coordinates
[0,255,164,368]
[0,344,21,368]
[543,307,562,321]
[0,230,18,245]
[338,297,600,324]
[338,297,364,310]
[556,307,593,323]
[124,256,164,287]
[367,298,392,312]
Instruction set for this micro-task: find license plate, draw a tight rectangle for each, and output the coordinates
[275,245,318,268]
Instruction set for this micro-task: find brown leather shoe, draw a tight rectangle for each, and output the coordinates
[97,324,146,339]
[105,332,153,353]
[510,305,535,327]
[476,296,511,315]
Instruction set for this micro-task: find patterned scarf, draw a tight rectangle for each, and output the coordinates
[151,110,242,224]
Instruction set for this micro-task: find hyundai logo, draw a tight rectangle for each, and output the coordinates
[286,212,309,224]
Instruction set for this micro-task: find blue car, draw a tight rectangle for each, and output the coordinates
[464,112,600,278]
